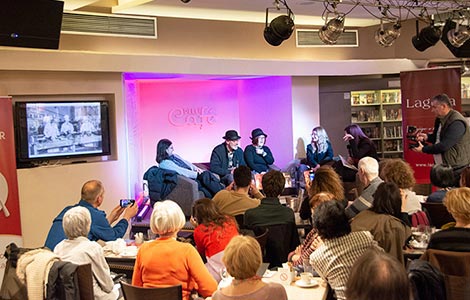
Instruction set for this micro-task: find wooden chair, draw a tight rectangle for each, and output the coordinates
[421,202,455,229]
[120,281,183,300]
[76,264,94,300]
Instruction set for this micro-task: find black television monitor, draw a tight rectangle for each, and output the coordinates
[15,101,111,166]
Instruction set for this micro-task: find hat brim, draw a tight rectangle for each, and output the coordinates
[223,135,241,140]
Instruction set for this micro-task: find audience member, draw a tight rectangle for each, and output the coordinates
[427,187,470,251]
[288,192,334,267]
[351,182,411,264]
[210,130,246,186]
[339,124,379,182]
[211,235,287,300]
[412,93,470,185]
[427,164,455,203]
[244,128,278,173]
[213,166,262,217]
[45,180,138,250]
[54,206,118,300]
[345,157,383,219]
[191,198,239,282]
[346,249,411,300]
[299,166,346,222]
[306,126,334,171]
[459,165,470,187]
[310,201,381,300]
[132,200,217,300]
[379,158,421,214]
[156,139,223,197]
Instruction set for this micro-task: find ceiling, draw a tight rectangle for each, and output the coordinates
[63,0,470,28]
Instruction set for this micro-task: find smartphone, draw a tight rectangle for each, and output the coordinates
[309,170,315,181]
[120,199,135,208]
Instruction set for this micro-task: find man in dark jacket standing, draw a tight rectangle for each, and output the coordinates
[413,93,470,185]
[210,130,246,186]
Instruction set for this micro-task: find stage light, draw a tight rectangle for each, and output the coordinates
[447,21,470,48]
[318,15,345,45]
[375,20,401,47]
[264,8,295,46]
[180,0,191,3]
[412,21,442,52]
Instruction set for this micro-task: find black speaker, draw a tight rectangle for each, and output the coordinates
[0,0,64,50]
[441,19,470,58]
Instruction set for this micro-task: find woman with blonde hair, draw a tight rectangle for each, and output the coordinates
[132,200,217,300]
[306,126,334,171]
[211,235,287,300]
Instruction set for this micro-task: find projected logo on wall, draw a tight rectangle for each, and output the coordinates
[168,107,217,129]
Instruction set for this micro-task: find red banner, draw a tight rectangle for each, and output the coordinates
[400,68,462,184]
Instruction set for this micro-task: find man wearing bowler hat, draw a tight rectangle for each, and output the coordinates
[210,130,246,186]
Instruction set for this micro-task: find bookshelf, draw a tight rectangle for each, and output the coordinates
[461,77,470,118]
[351,89,403,158]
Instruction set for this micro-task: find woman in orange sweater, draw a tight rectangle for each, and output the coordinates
[132,200,217,300]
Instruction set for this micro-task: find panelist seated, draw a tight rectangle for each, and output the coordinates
[244,128,278,174]
[54,206,119,300]
[44,179,138,251]
[210,130,246,186]
[157,139,223,198]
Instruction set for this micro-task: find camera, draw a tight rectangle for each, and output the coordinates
[406,125,419,149]
[120,199,135,208]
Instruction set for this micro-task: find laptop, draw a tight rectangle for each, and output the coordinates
[339,154,358,171]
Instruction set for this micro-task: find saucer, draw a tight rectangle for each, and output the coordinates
[295,279,319,288]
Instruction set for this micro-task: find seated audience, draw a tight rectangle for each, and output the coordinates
[289,192,334,267]
[427,164,455,203]
[310,201,381,300]
[460,165,470,187]
[346,249,411,300]
[157,139,223,197]
[380,158,421,214]
[299,166,346,222]
[54,206,118,300]
[132,200,217,300]
[191,198,239,282]
[427,187,470,251]
[45,180,138,250]
[306,126,334,171]
[213,166,262,216]
[244,128,277,173]
[345,157,383,219]
[210,130,246,186]
[211,235,287,300]
[351,182,411,264]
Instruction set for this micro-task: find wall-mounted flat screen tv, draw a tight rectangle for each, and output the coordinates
[15,101,111,166]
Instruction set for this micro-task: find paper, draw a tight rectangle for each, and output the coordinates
[339,155,358,171]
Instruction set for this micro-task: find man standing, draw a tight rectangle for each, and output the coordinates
[45,179,138,250]
[213,165,262,216]
[413,93,470,183]
[345,157,383,219]
[210,130,246,186]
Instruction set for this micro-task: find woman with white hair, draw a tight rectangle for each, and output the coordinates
[54,206,118,300]
[132,200,217,300]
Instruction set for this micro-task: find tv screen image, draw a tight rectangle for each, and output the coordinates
[15,101,111,164]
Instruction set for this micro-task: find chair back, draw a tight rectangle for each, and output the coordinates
[120,281,183,300]
[234,214,245,229]
[76,264,94,300]
[421,249,470,300]
[421,202,455,229]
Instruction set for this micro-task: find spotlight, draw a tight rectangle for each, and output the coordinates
[412,22,442,52]
[375,21,401,47]
[180,0,191,3]
[318,15,345,45]
[264,8,295,46]
[441,19,470,58]
[447,21,470,48]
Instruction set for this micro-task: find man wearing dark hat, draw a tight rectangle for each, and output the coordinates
[210,130,246,186]
[244,128,276,173]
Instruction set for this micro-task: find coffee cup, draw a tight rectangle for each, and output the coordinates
[300,272,314,284]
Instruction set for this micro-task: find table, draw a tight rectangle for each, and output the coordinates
[263,271,327,299]
[105,255,135,281]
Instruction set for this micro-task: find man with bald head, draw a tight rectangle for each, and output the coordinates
[45,179,138,250]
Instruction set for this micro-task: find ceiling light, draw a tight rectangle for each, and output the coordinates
[318,15,345,45]
[264,8,295,46]
[447,21,470,48]
[412,21,442,52]
[375,20,401,47]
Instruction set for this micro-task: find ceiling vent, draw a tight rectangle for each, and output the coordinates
[296,29,358,47]
[61,11,157,39]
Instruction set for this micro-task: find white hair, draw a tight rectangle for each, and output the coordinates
[150,200,185,237]
[63,206,91,239]
[358,156,379,178]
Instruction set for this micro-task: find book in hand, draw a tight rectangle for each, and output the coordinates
[339,155,358,171]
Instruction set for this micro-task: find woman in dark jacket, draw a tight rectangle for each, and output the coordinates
[244,128,277,173]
